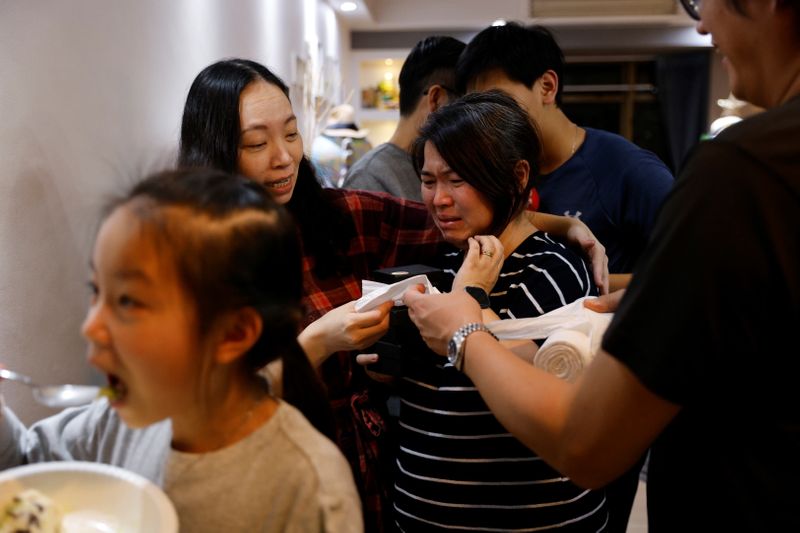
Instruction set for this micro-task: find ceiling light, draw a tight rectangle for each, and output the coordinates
[340,2,357,12]
[491,19,506,26]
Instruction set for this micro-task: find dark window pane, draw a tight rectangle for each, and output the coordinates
[560,59,672,170]
[562,101,621,133]
[562,63,622,86]
[633,101,672,170]
[635,62,657,84]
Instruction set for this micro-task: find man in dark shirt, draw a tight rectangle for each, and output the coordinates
[403,1,800,530]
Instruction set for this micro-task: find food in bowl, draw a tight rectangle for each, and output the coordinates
[0,488,63,533]
[0,462,178,533]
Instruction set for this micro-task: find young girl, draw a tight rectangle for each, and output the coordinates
[0,168,362,532]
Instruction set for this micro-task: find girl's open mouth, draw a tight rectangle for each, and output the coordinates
[98,374,127,403]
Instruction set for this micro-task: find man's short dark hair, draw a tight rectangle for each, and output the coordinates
[398,36,466,116]
[457,23,565,106]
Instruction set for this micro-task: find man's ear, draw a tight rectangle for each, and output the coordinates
[538,70,559,106]
[214,307,263,365]
[514,159,531,189]
[426,84,450,113]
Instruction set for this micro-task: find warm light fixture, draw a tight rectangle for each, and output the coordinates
[340,1,357,12]
[384,58,394,66]
[491,19,506,26]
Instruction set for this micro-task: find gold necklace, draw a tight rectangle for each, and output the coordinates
[570,123,580,156]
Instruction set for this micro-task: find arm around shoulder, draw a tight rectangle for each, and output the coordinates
[529,211,609,294]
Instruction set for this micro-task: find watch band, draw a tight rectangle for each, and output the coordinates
[448,323,497,371]
[464,286,491,309]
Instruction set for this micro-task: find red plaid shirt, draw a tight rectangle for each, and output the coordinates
[299,188,442,532]
[301,188,441,325]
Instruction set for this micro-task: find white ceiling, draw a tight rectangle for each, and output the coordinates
[333,0,697,31]
[330,0,710,54]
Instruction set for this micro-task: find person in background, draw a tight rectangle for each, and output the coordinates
[404,0,800,530]
[310,104,373,188]
[0,168,362,533]
[342,36,465,202]
[457,23,674,530]
[457,22,674,293]
[178,58,609,532]
[370,90,606,531]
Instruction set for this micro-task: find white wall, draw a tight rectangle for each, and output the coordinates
[0,0,347,424]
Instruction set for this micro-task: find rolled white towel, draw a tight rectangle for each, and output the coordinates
[534,326,592,383]
[489,298,613,381]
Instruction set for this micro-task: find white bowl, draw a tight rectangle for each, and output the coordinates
[0,461,178,532]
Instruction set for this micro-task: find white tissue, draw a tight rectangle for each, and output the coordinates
[355,274,440,312]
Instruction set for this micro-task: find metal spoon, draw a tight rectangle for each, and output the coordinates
[0,368,100,408]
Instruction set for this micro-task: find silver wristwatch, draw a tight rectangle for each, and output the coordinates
[447,323,496,371]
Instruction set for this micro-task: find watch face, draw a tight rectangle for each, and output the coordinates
[447,337,458,364]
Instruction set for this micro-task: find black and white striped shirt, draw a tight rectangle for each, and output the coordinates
[394,232,607,532]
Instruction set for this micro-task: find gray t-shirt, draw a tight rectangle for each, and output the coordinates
[341,143,421,201]
[0,399,362,533]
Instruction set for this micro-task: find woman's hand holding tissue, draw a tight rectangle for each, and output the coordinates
[298,300,393,366]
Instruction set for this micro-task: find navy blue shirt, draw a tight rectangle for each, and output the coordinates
[536,128,673,273]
